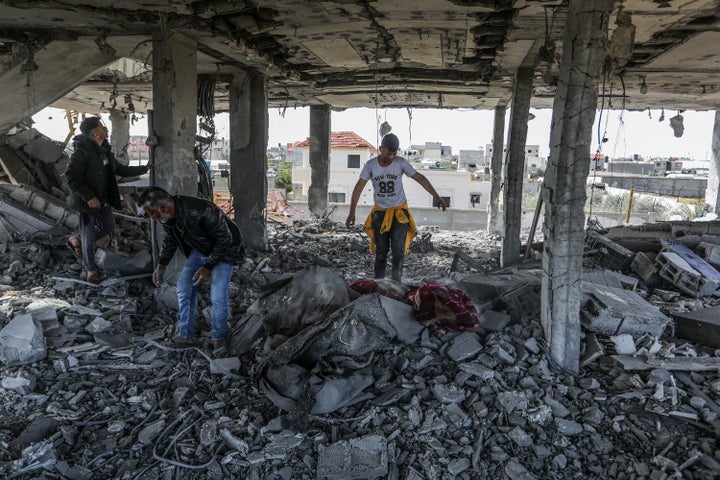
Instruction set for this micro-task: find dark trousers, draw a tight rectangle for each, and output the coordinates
[372,210,409,281]
[74,204,115,272]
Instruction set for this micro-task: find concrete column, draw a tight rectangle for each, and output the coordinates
[501,68,533,267]
[308,104,332,214]
[151,32,197,196]
[705,108,720,212]
[488,104,507,233]
[109,109,130,165]
[229,70,269,251]
[541,0,614,374]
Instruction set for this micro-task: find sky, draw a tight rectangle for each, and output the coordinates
[32,106,716,160]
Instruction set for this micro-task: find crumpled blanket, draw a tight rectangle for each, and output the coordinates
[407,280,480,332]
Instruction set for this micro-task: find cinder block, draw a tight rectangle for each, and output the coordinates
[659,239,720,297]
[585,230,635,272]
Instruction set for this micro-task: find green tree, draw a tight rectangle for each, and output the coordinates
[275,161,293,194]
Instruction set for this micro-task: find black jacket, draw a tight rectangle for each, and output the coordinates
[65,135,148,213]
[158,195,244,270]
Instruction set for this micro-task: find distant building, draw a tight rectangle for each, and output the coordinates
[406,141,452,163]
[291,132,490,210]
[292,131,377,202]
[458,149,485,172]
[485,143,545,178]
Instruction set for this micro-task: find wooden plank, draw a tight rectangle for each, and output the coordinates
[611,355,720,372]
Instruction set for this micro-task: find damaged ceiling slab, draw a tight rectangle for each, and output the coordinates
[1,0,720,131]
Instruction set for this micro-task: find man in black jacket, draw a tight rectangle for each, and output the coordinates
[64,116,150,283]
[138,186,244,354]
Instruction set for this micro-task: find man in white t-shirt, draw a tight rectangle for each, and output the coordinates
[346,133,446,281]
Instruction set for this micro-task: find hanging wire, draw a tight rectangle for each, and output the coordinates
[406,107,413,145]
[588,71,611,226]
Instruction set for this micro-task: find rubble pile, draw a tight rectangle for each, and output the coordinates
[0,216,719,480]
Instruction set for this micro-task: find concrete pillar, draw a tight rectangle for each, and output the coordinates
[541,0,614,374]
[229,70,269,251]
[501,68,533,267]
[705,109,720,212]
[109,109,130,166]
[308,104,332,214]
[151,32,197,197]
[488,104,507,233]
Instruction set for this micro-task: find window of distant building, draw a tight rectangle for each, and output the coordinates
[347,154,360,168]
[434,196,451,208]
[329,192,346,203]
[470,194,480,208]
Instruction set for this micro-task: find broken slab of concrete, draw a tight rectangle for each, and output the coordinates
[581,283,671,338]
[0,313,47,366]
[317,435,388,480]
[671,306,720,348]
[696,241,720,269]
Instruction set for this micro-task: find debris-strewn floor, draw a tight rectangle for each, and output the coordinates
[1,218,719,480]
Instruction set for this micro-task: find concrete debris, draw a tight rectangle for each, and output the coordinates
[0,219,719,479]
[581,283,671,338]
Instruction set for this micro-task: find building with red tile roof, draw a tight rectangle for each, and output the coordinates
[295,131,377,152]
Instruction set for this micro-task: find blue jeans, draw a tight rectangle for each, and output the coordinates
[176,249,234,341]
[75,203,115,272]
[372,210,409,281]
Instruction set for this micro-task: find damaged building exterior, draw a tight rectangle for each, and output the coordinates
[1,1,720,479]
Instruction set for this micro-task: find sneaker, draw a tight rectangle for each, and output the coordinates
[171,334,198,347]
[86,270,101,284]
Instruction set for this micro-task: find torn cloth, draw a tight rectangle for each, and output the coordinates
[362,201,417,255]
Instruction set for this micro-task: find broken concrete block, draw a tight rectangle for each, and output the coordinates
[671,306,720,348]
[585,230,635,272]
[658,239,720,296]
[611,334,637,354]
[581,283,671,338]
[632,252,661,283]
[317,434,388,480]
[480,310,511,332]
[0,313,46,366]
[446,332,482,362]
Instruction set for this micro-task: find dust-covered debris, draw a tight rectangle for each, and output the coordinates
[0,217,719,480]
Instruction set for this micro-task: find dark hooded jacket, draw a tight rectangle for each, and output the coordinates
[158,195,244,270]
[64,135,148,213]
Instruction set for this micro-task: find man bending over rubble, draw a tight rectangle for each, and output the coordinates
[138,186,244,356]
[346,133,446,281]
[64,116,151,284]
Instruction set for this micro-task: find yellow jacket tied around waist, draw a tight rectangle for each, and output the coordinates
[363,201,417,255]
